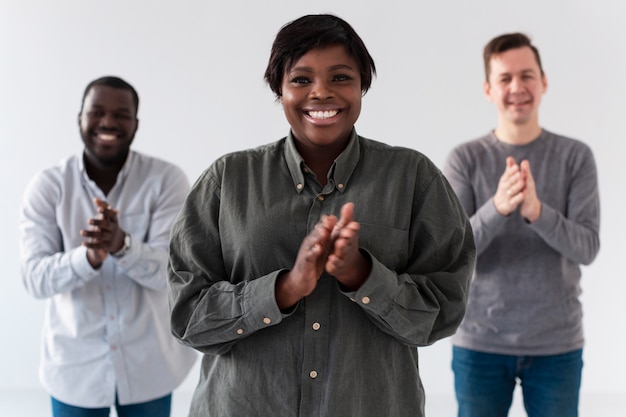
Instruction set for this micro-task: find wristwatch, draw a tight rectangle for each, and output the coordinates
[111,233,131,258]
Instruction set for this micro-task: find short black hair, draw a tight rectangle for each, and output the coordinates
[80,76,139,114]
[264,14,376,97]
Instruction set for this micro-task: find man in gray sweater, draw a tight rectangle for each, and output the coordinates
[443,33,600,417]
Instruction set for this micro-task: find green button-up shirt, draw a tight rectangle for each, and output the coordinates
[168,130,475,417]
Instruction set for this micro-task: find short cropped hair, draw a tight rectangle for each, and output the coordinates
[483,33,544,81]
[80,76,139,114]
[264,14,376,97]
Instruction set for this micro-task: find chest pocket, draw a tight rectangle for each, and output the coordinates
[359,222,409,272]
[118,212,151,242]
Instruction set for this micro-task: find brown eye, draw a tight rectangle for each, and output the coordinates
[333,74,352,82]
[290,77,310,84]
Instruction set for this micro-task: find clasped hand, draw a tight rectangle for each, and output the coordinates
[80,197,127,268]
[493,156,542,222]
[275,202,371,310]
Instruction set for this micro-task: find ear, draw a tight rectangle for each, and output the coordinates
[483,80,492,102]
[541,73,548,94]
[134,118,140,133]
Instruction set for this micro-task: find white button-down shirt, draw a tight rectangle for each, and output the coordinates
[19,151,197,407]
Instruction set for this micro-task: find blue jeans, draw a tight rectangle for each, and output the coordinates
[452,346,583,417]
[51,393,171,417]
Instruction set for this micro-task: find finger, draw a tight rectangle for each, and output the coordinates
[331,203,355,240]
[506,156,517,168]
[321,214,338,231]
[330,222,360,259]
[93,197,109,209]
[520,160,533,181]
[88,218,117,234]
[303,223,333,258]
[339,202,354,222]
[309,242,325,258]
[506,180,522,196]
[332,221,360,240]
[103,210,118,223]
[326,254,344,274]
[311,216,335,245]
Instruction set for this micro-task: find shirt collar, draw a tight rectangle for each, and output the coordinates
[78,150,134,192]
[283,129,360,194]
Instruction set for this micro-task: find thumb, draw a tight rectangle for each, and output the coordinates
[520,160,533,180]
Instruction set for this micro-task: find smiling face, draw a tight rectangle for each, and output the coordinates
[79,85,138,169]
[280,44,362,155]
[484,46,547,129]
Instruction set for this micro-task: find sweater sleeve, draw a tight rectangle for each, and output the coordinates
[527,144,600,265]
[443,146,505,255]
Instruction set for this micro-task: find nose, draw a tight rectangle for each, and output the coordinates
[509,76,523,92]
[98,112,116,128]
[309,80,334,100]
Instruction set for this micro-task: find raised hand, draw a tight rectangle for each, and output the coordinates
[275,213,337,309]
[493,157,525,216]
[326,202,370,291]
[80,197,126,268]
[519,160,542,223]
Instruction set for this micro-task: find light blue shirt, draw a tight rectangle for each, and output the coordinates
[20,150,197,407]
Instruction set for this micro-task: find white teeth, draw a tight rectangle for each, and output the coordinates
[98,133,116,141]
[308,110,338,120]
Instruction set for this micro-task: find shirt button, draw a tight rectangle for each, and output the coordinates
[337,183,344,189]
[263,317,272,325]
[236,328,244,335]
[361,296,371,305]
[297,183,304,190]
[110,345,117,350]
[312,322,321,331]
[317,195,325,201]
[309,370,318,379]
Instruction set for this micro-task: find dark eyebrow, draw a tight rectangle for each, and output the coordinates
[328,64,357,72]
[287,67,313,74]
[86,105,133,115]
[288,63,357,74]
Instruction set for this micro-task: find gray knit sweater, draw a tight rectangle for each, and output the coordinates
[443,129,600,355]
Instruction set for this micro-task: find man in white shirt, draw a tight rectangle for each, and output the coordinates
[19,76,197,417]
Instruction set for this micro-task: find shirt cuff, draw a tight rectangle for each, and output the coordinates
[527,203,556,232]
[242,270,287,332]
[70,246,100,284]
[342,251,396,315]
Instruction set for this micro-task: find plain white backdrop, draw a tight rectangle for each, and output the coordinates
[1,0,624,414]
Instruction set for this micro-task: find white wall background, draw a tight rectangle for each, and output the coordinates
[1,0,624,410]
